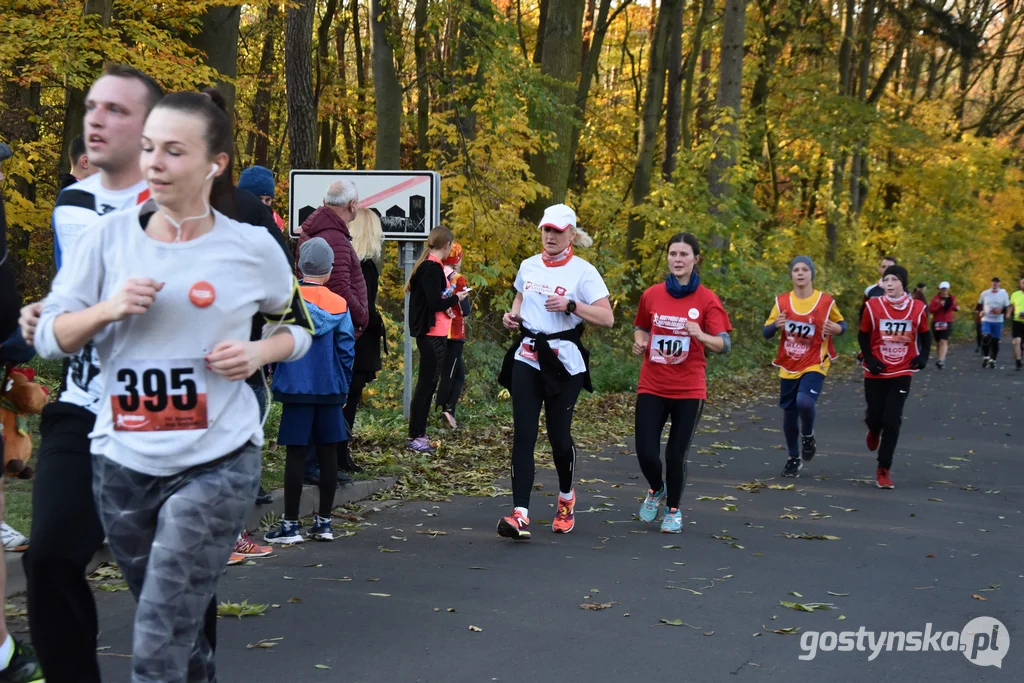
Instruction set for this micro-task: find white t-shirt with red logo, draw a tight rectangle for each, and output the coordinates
[634,283,731,400]
[513,254,609,375]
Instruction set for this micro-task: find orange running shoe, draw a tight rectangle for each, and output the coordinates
[234,531,273,558]
[497,510,531,540]
[226,552,246,566]
[552,490,576,534]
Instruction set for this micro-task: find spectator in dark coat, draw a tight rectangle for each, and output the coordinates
[296,180,369,336]
[338,208,387,472]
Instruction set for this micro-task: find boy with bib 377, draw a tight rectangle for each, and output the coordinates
[763,257,846,478]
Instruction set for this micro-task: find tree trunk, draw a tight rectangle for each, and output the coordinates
[316,0,339,169]
[848,0,875,216]
[335,17,356,167]
[372,0,403,169]
[523,0,586,222]
[825,0,857,263]
[568,0,632,190]
[681,0,712,150]
[246,4,278,167]
[625,0,681,265]
[414,0,430,167]
[286,0,318,170]
[188,6,242,118]
[60,0,113,175]
[351,0,367,169]
[661,0,685,180]
[533,0,550,65]
[695,47,712,143]
[707,0,747,252]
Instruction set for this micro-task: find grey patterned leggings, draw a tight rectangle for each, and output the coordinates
[92,443,261,683]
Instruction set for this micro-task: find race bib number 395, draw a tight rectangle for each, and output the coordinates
[111,358,208,431]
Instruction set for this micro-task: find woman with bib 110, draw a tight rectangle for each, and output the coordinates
[859,264,929,489]
[496,204,613,540]
[33,92,313,682]
[633,233,731,533]
[763,256,846,478]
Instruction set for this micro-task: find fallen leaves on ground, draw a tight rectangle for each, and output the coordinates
[246,637,283,649]
[780,601,834,612]
[217,601,269,619]
[779,533,841,541]
[580,602,617,610]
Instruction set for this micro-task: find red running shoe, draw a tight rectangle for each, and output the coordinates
[552,490,576,534]
[497,510,531,540]
[866,430,881,452]
[876,468,894,489]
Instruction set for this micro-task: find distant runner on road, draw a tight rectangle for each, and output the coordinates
[978,277,1010,369]
[763,256,845,478]
[928,281,958,369]
[1008,277,1024,371]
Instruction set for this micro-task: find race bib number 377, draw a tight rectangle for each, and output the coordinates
[880,318,913,343]
[111,358,208,431]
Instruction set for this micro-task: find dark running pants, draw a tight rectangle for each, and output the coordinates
[509,361,584,509]
[634,394,704,509]
[864,375,913,470]
[435,339,466,416]
[409,335,447,438]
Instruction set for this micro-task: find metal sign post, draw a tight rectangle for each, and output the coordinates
[400,241,418,419]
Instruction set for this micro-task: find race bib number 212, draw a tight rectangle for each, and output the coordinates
[111,358,208,431]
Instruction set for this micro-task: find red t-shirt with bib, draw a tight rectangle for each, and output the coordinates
[634,283,732,399]
[860,297,928,378]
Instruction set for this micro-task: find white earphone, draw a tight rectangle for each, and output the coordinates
[206,163,218,180]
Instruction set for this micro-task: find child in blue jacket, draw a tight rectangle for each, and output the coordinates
[266,238,355,544]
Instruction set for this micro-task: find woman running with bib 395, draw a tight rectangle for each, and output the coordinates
[859,264,929,489]
[496,204,613,540]
[633,233,731,533]
[34,92,312,682]
[763,256,846,478]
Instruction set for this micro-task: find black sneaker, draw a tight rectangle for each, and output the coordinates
[935,360,945,369]
[0,639,45,682]
[1016,359,1022,371]
[800,435,817,462]
[255,486,274,505]
[982,357,990,368]
[781,458,802,478]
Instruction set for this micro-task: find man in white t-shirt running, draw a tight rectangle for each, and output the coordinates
[978,277,1010,369]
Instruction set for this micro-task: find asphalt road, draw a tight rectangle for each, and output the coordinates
[94,344,1021,682]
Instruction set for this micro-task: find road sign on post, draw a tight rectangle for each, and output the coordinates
[288,170,440,240]
[288,170,441,420]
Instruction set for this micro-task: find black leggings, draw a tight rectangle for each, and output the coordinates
[284,444,338,519]
[510,361,584,509]
[409,335,447,438]
[634,394,704,509]
[982,331,1001,360]
[435,339,466,415]
[864,375,912,469]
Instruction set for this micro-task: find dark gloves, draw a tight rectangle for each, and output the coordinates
[943,297,953,311]
[909,355,926,370]
[865,356,886,375]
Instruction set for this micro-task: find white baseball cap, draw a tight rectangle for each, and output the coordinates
[939,281,950,289]
[538,204,577,232]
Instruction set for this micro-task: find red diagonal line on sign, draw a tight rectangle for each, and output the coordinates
[358,176,430,209]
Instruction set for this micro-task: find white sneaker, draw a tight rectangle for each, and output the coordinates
[0,522,28,550]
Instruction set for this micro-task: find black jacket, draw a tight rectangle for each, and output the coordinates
[354,259,385,375]
[408,259,458,337]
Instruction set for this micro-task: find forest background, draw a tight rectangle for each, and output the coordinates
[2,0,1023,384]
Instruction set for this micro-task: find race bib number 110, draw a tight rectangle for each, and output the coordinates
[111,358,208,431]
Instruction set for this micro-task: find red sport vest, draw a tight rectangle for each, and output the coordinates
[863,297,924,377]
[772,292,837,374]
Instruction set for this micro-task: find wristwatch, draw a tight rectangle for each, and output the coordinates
[565,300,577,316]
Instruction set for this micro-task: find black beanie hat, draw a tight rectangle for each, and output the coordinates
[883,264,909,290]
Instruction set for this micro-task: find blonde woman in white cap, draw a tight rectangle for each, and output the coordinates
[928,281,959,369]
[495,204,614,540]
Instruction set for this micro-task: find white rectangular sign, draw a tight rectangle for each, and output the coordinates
[288,170,440,241]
